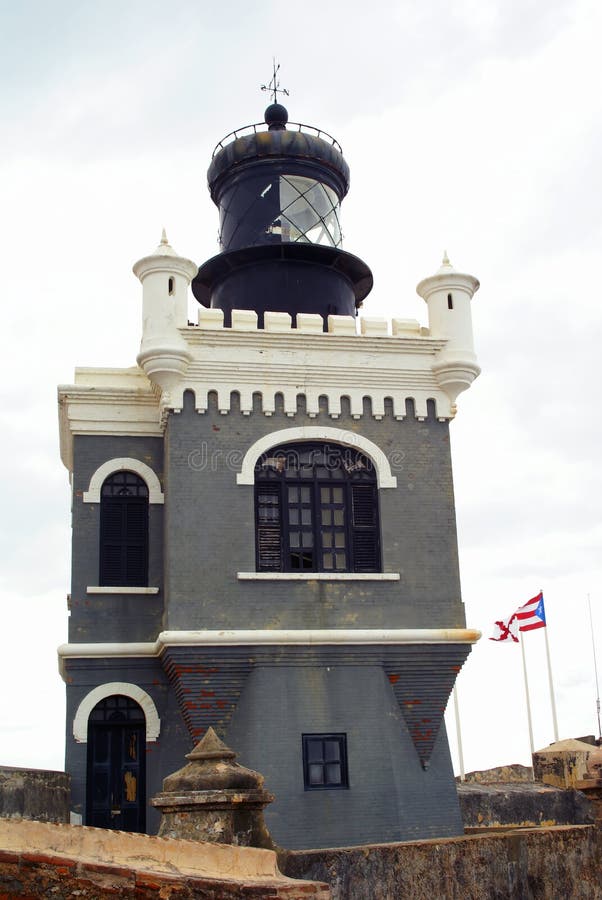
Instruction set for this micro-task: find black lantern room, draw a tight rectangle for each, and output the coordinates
[192,104,373,328]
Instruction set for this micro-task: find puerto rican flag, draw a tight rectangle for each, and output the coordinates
[515,591,546,632]
[490,592,546,642]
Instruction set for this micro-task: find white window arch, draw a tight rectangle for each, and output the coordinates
[83,458,164,504]
[73,682,161,742]
[236,426,397,488]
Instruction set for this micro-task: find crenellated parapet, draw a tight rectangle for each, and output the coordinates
[58,239,481,474]
[176,309,453,421]
[58,308,480,473]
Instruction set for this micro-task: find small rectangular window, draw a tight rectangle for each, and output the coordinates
[302,733,348,790]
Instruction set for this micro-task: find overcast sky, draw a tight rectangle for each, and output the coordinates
[1,0,601,779]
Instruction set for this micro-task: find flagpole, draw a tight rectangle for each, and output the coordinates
[587,592,602,740]
[452,684,466,782]
[520,637,535,757]
[541,589,559,742]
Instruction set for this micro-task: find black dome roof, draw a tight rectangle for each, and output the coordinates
[207,115,350,201]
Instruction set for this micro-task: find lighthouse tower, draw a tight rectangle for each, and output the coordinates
[58,100,481,849]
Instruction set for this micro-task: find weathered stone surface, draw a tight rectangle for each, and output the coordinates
[458,781,594,829]
[459,764,533,784]
[280,825,602,900]
[586,747,602,778]
[0,817,330,899]
[575,780,602,828]
[0,766,70,823]
[0,849,331,898]
[152,728,275,848]
[533,739,595,788]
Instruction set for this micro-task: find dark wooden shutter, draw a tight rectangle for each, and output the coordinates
[350,483,380,572]
[100,498,148,586]
[256,483,282,571]
[124,500,148,585]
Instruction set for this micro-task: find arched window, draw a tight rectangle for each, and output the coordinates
[255,442,380,573]
[99,471,149,586]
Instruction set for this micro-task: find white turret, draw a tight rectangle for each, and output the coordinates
[416,252,480,412]
[133,230,197,405]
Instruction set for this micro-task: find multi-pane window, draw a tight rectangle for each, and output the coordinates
[302,734,348,790]
[88,695,146,725]
[255,442,380,573]
[99,471,149,586]
[272,176,342,247]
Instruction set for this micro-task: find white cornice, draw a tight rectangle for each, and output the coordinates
[183,327,447,354]
[153,628,481,646]
[57,628,481,679]
[173,320,455,420]
[58,367,162,472]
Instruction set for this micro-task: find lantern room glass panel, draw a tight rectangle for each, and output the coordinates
[218,176,342,251]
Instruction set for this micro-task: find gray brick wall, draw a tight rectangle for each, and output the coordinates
[64,659,190,834]
[226,663,462,849]
[70,435,164,643]
[65,387,468,845]
[164,390,465,631]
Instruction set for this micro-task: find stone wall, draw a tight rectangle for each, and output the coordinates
[280,825,602,900]
[0,817,329,899]
[0,767,70,824]
[458,781,594,829]
[459,764,533,783]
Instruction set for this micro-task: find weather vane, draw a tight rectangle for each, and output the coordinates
[261,59,289,105]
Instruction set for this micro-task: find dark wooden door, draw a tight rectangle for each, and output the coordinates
[87,714,146,832]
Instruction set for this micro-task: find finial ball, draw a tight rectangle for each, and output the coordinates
[264,103,288,130]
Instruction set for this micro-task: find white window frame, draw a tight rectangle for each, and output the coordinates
[73,682,161,743]
[236,426,397,489]
[83,458,164,504]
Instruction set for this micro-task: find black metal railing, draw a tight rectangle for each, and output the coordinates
[212,121,343,157]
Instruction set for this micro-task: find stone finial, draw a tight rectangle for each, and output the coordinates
[437,250,454,274]
[151,729,275,849]
[152,227,178,257]
[187,726,236,759]
[162,726,264,793]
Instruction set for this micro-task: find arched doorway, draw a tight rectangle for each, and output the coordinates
[86,695,146,832]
